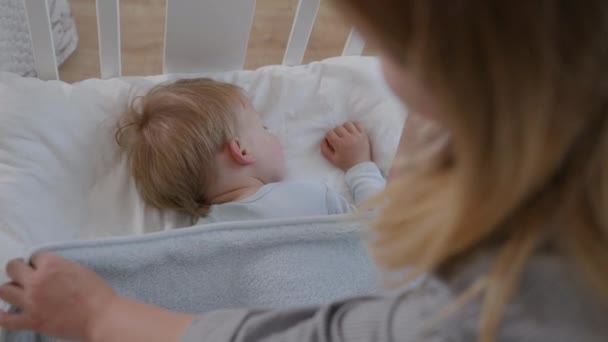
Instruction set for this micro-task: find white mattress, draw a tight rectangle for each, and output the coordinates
[0,56,406,277]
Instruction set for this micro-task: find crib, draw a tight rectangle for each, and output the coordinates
[24,0,366,80]
[1,1,406,341]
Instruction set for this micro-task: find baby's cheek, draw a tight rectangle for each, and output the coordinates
[274,140,284,161]
[271,140,287,180]
[268,135,281,154]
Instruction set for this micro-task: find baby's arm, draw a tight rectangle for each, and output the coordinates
[322,122,386,210]
[344,161,386,206]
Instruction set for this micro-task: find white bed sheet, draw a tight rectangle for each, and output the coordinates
[0,56,406,277]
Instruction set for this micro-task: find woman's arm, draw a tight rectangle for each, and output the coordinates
[89,296,195,342]
[0,253,445,342]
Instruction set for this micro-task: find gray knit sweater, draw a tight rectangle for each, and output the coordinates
[182,254,608,341]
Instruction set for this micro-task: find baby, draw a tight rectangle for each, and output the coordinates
[116,78,385,225]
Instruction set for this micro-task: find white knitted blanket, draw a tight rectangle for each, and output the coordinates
[0,0,78,76]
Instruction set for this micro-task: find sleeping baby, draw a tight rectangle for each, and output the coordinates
[115,78,385,225]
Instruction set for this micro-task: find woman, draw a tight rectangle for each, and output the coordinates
[1,1,607,341]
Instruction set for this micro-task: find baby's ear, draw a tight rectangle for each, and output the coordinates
[227,139,256,165]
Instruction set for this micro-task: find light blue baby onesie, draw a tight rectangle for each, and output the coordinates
[196,162,385,224]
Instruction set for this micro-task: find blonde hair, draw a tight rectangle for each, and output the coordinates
[337,1,608,340]
[116,78,247,216]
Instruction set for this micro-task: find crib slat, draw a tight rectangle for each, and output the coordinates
[22,0,59,80]
[164,0,256,74]
[342,28,365,56]
[96,0,122,78]
[282,0,320,66]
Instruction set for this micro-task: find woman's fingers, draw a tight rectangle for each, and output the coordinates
[6,259,33,285]
[0,282,25,308]
[29,252,59,270]
[0,310,28,331]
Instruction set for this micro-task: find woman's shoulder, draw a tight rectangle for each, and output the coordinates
[405,254,608,341]
[504,254,608,340]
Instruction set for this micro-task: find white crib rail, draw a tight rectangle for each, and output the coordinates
[96,0,122,78]
[283,0,320,66]
[22,0,366,80]
[163,0,256,74]
[23,0,59,80]
[342,29,365,56]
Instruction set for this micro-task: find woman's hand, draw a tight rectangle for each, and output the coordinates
[322,121,372,172]
[0,253,117,341]
[0,253,196,342]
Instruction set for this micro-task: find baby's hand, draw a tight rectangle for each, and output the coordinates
[0,253,116,341]
[322,121,372,172]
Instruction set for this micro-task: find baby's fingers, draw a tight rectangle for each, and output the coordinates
[354,121,365,133]
[344,122,358,134]
[334,126,349,138]
[326,130,341,147]
[321,139,334,161]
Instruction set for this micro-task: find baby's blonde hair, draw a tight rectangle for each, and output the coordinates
[116,78,247,216]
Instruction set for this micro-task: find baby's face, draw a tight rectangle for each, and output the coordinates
[237,100,286,183]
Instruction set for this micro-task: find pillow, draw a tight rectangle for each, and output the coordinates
[0,56,406,272]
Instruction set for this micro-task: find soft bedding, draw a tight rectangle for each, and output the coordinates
[0,56,405,271]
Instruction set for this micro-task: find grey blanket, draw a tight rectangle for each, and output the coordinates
[4,215,380,342]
